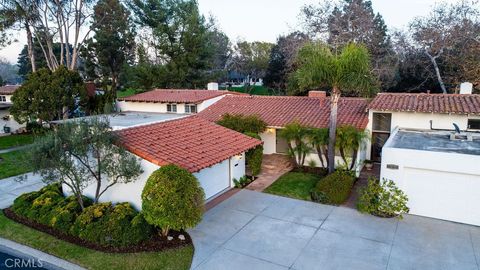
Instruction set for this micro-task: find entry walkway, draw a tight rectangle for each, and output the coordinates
[190,189,480,270]
[246,154,293,192]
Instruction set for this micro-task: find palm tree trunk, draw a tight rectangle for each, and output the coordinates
[350,149,358,171]
[328,87,340,173]
[316,146,325,168]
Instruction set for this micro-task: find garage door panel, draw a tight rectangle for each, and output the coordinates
[404,168,480,226]
[194,159,230,200]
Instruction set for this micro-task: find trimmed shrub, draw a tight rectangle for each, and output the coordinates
[142,164,205,236]
[357,177,409,219]
[311,171,355,205]
[11,184,91,233]
[244,131,263,176]
[216,114,267,134]
[71,202,152,247]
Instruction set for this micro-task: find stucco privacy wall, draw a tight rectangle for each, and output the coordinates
[116,95,226,114]
[63,153,246,210]
[381,132,480,226]
[365,110,480,158]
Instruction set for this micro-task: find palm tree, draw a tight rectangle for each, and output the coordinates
[280,122,311,167]
[308,128,329,168]
[336,126,369,170]
[293,42,375,173]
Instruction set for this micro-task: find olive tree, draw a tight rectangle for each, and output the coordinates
[25,117,143,209]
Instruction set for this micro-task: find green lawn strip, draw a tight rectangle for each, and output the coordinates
[222,86,276,96]
[0,150,33,179]
[264,172,322,201]
[0,134,34,150]
[117,88,137,98]
[0,212,194,270]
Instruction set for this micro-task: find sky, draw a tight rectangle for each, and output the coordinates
[0,0,457,64]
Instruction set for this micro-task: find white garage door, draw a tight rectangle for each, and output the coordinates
[194,159,231,200]
[403,168,480,226]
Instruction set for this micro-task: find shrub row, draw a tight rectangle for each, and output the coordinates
[311,170,355,205]
[11,184,152,247]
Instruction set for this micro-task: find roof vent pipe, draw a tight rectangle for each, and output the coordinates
[460,82,473,94]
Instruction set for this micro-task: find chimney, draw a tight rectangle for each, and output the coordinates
[85,82,96,97]
[460,82,473,94]
[308,90,327,98]
[207,82,219,90]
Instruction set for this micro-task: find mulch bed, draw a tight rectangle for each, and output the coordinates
[3,208,193,253]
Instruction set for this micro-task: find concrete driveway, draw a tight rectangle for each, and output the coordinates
[189,190,480,270]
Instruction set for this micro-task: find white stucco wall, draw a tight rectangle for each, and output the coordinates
[63,153,245,210]
[116,95,226,114]
[259,129,276,154]
[381,132,480,226]
[0,94,12,103]
[366,110,480,159]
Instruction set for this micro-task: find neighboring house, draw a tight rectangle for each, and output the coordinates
[198,91,370,173]
[67,115,262,209]
[116,89,242,114]
[0,85,25,134]
[368,92,480,226]
[225,70,263,87]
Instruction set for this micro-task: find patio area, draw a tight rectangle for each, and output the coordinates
[189,189,480,270]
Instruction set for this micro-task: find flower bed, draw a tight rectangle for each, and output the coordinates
[5,184,192,253]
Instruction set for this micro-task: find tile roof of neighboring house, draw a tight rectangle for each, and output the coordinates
[197,95,369,129]
[115,116,262,173]
[368,93,480,115]
[0,85,20,95]
[117,89,244,104]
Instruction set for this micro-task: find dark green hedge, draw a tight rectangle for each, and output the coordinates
[311,171,355,205]
[11,184,151,247]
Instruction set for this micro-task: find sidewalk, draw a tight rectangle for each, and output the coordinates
[0,173,44,209]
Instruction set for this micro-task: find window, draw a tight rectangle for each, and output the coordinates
[0,96,5,102]
[372,113,392,132]
[166,103,177,113]
[185,104,197,114]
[468,119,480,130]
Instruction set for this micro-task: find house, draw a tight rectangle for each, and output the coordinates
[116,89,243,114]
[72,115,262,209]
[0,85,25,134]
[367,91,480,226]
[225,70,263,87]
[198,91,370,173]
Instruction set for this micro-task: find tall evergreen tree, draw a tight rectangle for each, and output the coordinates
[130,0,214,88]
[89,0,135,98]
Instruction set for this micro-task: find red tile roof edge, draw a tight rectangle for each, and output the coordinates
[117,89,247,103]
[0,85,20,95]
[115,116,263,173]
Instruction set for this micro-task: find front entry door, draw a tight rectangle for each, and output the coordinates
[276,130,289,154]
[371,113,392,162]
[371,132,390,162]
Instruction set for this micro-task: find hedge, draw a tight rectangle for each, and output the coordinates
[311,171,355,205]
[11,184,151,247]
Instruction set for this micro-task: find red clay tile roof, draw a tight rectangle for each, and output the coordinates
[0,85,20,95]
[117,89,243,104]
[368,93,480,115]
[115,116,262,173]
[197,95,369,129]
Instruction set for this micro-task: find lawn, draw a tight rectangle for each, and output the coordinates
[222,85,278,96]
[264,172,322,201]
[0,150,34,179]
[117,88,137,98]
[0,212,194,270]
[0,134,34,150]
